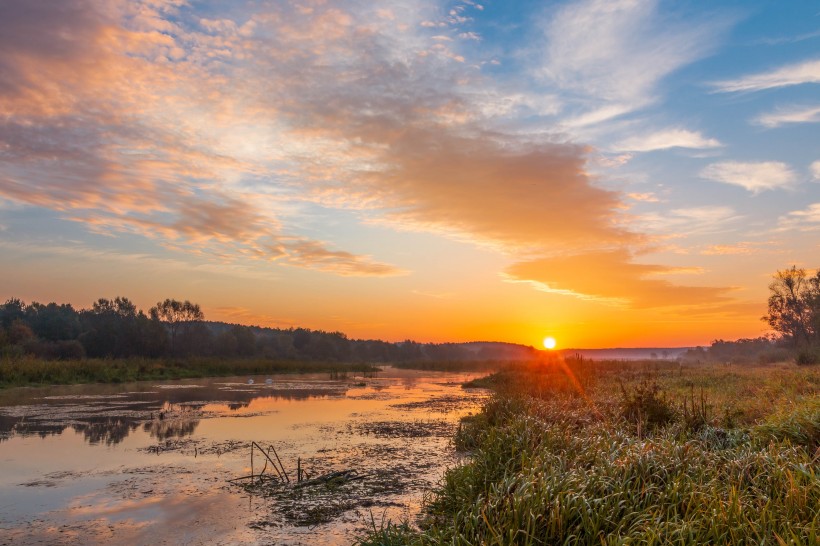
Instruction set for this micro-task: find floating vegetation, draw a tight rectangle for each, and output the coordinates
[390,393,487,414]
[351,420,455,439]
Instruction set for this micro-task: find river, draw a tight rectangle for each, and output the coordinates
[0,367,487,545]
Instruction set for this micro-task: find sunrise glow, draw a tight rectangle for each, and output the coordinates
[543,337,557,350]
[0,1,816,349]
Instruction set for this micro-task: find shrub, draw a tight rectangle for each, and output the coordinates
[22,339,86,360]
[795,349,819,366]
[619,379,676,433]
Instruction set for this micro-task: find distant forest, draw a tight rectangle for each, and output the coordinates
[1,266,817,365]
[0,296,538,362]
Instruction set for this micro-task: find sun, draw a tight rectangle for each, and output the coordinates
[543,336,557,350]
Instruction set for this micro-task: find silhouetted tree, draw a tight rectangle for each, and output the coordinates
[25,302,81,341]
[0,298,26,330]
[292,328,312,351]
[149,299,204,356]
[232,325,256,356]
[764,266,819,347]
[79,297,144,357]
[213,330,238,357]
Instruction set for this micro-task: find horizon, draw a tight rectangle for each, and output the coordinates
[1,1,819,349]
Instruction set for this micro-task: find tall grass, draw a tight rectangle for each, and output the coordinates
[357,360,820,545]
[0,356,378,388]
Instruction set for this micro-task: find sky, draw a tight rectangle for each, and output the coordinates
[0,0,818,349]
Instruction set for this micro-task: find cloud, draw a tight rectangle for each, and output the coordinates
[627,192,660,203]
[505,249,731,309]
[638,206,741,235]
[0,0,739,304]
[613,128,722,152]
[364,132,638,253]
[700,161,797,193]
[282,239,405,276]
[541,0,727,125]
[778,203,820,231]
[813,160,820,180]
[700,242,772,256]
[712,58,820,93]
[754,104,820,127]
[0,0,407,277]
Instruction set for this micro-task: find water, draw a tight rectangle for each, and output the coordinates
[0,368,487,545]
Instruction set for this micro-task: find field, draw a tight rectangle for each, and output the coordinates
[360,358,820,545]
[0,356,378,388]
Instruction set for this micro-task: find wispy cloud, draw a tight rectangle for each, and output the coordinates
[812,160,820,180]
[627,192,660,203]
[541,0,728,126]
[0,0,416,277]
[613,128,722,152]
[700,241,773,256]
[283,240,406,277]
[778,203,820,231]
[754,104,820,127]
[712,58,820,93]
[700,161,797,193]
[638,206,742,235]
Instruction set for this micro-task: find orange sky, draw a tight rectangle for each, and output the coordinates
[0,1,818,348]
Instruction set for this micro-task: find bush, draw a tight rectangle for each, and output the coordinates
[795,349,819,366]
[619,379,677,433]
[23,339,86,360]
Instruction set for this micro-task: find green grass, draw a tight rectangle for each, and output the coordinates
[0,356,379,389]
[357,359,820,545]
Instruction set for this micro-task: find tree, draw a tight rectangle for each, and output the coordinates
[80,297,142,357]
[764,266,820,347]
[149,299,204,356]
[0,298,26,330]
[25,302,81,341]
[92,297,137,319]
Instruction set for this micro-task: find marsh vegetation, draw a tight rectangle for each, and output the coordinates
[360,358,819,545]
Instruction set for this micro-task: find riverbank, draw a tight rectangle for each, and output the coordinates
[0,356,379,389]
[359,359,820,544]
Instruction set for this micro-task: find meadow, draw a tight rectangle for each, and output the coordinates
[0,356,378,388]
[360,358,819,545]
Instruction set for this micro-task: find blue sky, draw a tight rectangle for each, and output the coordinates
[0,0,818,347]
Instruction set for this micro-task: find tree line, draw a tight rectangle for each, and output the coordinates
[683,265,820,365]
[0,296,534,362]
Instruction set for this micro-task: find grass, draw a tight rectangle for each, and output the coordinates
[391,360,506,372]
[357,358,820,545]
[0,356,379,389]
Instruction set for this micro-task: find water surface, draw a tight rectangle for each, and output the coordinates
[0,368,487,545]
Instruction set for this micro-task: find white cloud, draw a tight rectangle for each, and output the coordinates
[700,161,797,193]
[613,128,722,152]
[754,104,820,128]
[637,206,741,235]
[778,203,820,231]
[712,58,820,93]
[812,160,820,180]
[542,0,726,126]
